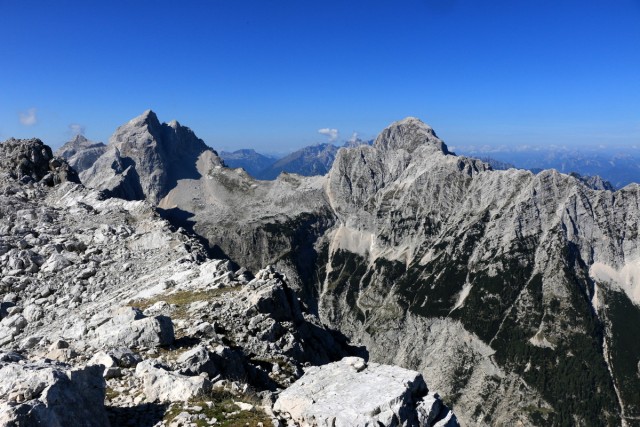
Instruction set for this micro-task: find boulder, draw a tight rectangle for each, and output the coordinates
[0,138,80,185]
[136,360,212,403]
[0,360,108,427]
[87,351,118,376]
[91,307,174,348]
[108,346,142,368]
[273,357,458,427]
[177,345,219,378]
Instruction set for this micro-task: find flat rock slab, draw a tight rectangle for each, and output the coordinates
[274,357,453,427]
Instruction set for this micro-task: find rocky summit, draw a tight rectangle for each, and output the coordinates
[81,110,223,204]
[4,110,640,427]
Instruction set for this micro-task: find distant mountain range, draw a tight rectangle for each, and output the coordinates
[220,139,373,180]
[218,149,278,178]
[455,146,640,189]
[73,111,640,424]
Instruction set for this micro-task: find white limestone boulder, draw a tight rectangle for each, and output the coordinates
[90,306,174,349]
[136,360,212,403]
[0,360,108,426]
[273,357,457,427]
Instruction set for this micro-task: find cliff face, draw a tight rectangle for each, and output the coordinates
[319,118,640,425]
[77,113,640,425]
[4,137,416,426]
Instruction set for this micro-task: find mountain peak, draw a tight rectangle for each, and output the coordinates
[374,117,449,154]
[71,134,88,144]
[82,111,221,203]
[127,109,161,129]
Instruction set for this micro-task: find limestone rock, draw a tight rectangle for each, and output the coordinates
[273,357,457,427]
[136,360,212,402]
[91,307,174,349]
[373,116,450,154]
[0,360,108,427]
[55,134,107,174]
[177,345,218,378]
[80,110,223,203]
[0,137,80,185]
[161,115,638,424]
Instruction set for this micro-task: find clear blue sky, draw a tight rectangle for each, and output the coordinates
[1,0,639,153]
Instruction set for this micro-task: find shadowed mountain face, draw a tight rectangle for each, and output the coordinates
[79,112,640,425]
[80,110,222,204]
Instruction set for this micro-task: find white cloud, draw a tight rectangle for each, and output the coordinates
[348,132,359,143]
[318,128,339,142]
[19,108,37,126]
[69,123,85,136]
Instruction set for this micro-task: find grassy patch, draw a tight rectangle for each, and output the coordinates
[129,287,238,319]
[163,390,270,427]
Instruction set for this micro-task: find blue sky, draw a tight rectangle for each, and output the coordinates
[1,0,639,153]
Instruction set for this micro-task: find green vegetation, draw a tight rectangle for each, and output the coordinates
[261,210,336,310]
[105,386,120,401]
[491,249,620,426]
[326,249,369,322]
[129,287,237,319]
[398,213,490,318]
[163,389,270,427]
[292,212,628,426]
[523,405,555,425]
[603,289,640,417]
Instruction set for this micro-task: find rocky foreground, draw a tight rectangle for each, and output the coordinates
[0,137,457,426]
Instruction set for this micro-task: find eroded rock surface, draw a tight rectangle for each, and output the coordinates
[0,137,79,186]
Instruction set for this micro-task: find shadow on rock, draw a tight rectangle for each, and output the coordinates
[106,403,169,427]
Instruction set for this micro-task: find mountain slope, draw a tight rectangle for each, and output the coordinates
[321,119,637,425]
[3,137,461,426]
[256,143,339,180]
[76,112,640,425]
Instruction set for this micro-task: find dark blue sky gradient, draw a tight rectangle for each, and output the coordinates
[1,0,639,152]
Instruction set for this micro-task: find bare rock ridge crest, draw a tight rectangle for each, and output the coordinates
[55,134,107,174]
